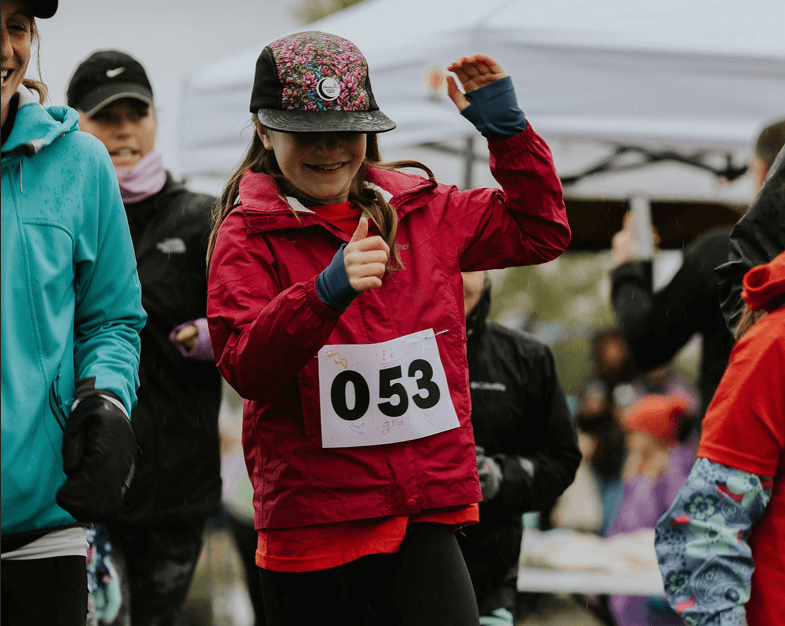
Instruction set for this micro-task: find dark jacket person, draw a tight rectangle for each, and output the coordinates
[66,49,222,626]
[457,271,581,622]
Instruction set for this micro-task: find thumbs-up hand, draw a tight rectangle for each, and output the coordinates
[344,217,390,292]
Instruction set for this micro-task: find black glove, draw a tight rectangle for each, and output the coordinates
[475,446,503,502]
[56,391,137,522]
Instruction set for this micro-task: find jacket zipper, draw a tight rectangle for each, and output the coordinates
[48,363,67,432]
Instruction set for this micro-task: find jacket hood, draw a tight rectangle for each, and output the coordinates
[466,282,492,338]
[2,87,80,159]
[742,251,785,312]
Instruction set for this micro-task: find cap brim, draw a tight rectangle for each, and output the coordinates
[257,109,396,134]
[32,0,57,18]
[80,84,153,118]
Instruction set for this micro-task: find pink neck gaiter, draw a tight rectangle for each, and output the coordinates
[115,149,166,204]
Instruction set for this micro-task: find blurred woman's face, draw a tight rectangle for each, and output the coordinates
[597,337,631,380]
[1,0,33,129]
[79,99,157,169]
[462,271,486,317]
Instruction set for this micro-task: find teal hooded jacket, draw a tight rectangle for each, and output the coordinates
[1,87,147,536]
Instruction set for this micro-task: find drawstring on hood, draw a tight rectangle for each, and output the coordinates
[21,138,47,157]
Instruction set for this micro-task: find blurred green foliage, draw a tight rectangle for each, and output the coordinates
[488,252,617,397]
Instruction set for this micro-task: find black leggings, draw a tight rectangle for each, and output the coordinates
[259,522,480,626]
[1,555,88,626]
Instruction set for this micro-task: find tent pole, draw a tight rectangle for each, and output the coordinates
[629,195,654,259]
[463,135,475,190]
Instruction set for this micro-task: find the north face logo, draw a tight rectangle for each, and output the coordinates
[156,238,186,254]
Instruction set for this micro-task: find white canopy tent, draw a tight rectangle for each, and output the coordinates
[179,0,785,207]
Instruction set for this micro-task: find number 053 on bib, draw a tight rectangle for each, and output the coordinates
[317,329,460,448]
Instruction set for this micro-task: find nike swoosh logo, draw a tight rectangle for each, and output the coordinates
[106,67,126,78]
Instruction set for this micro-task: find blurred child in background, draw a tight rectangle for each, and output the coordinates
[607,394,695,626]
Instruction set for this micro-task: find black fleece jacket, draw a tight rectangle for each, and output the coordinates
[457,286,581,615]
[115,173,222,524]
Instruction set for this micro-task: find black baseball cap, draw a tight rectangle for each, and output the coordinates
[30,0,58,19]
[250,31,395,134]
[67,50,153,117]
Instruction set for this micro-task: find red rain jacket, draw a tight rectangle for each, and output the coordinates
[207,126,570,529]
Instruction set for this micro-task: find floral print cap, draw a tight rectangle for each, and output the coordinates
[250,31,395,134]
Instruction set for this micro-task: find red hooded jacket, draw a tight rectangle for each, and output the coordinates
[698,251,785,626]
[207,126,570,529]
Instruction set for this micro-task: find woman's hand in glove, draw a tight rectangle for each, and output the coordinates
[476,446,504,501]
[56,391,137,522]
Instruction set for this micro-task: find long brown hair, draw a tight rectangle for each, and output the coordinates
[734,291,785,339]
[734,306,765,340]
[21,14,48,104]
[206,116,435,276]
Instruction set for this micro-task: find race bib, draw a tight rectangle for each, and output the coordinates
[318,329,460,448]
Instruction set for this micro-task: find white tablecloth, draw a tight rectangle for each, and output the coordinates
[517,528,665,596]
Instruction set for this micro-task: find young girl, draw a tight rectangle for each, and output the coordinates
[206,30,570,625]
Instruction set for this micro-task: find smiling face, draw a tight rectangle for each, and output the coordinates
[257,128,366,204]
[1,0,33,130]
[78,98,156,169]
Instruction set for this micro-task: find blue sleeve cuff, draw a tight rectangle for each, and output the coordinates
[316,244,360,312]
[460,76,527,141]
